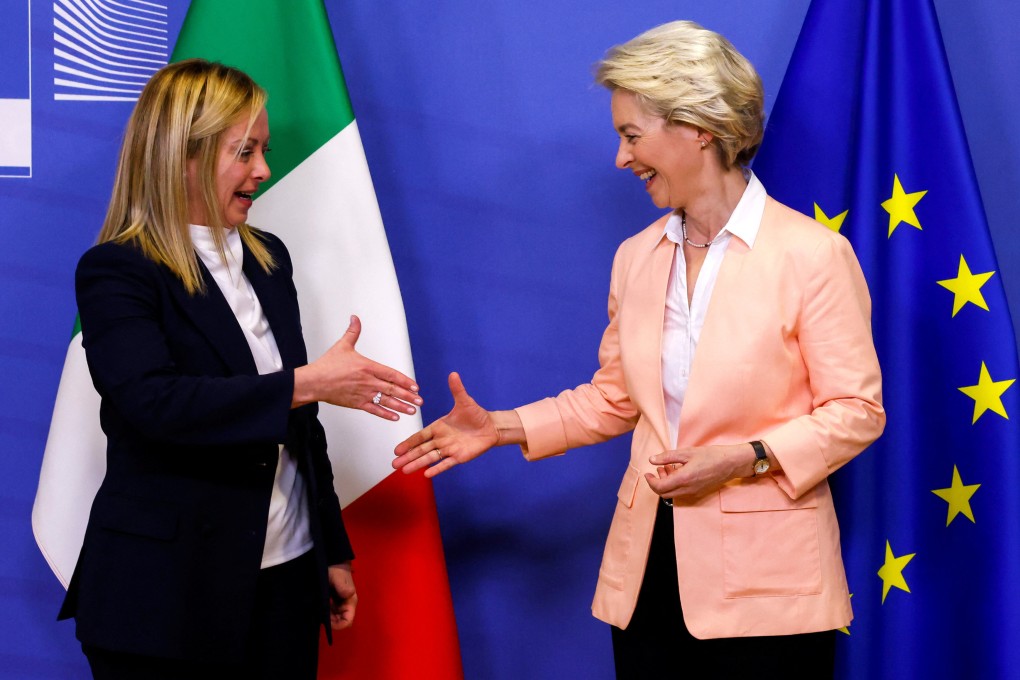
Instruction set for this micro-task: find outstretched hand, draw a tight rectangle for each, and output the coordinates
[393,372,500,478]
[293,315,422,420]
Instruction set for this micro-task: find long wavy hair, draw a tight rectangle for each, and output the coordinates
[98,58,275,294]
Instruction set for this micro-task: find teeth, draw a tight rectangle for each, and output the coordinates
[236,192,252,199]
[640,170,656,182]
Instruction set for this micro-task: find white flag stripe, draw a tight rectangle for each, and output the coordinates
[249,121,422,507]
[31,333,106,589]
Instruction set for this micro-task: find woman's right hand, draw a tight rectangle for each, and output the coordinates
[393,372,514,478]
[293,315,422,419]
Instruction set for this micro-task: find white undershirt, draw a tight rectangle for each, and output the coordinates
[190,225,313,568]
[660,172,767,447]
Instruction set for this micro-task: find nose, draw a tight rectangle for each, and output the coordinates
[254,150,271,183]
[615,139,631,170]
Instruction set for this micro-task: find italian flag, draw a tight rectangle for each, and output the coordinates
[32,1,463,677]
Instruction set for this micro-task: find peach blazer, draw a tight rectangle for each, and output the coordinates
[515,197,885,639]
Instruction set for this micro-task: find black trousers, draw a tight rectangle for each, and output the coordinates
[611,503,836,680]
[83,550,321,680]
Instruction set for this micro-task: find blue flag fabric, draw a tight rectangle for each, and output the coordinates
[753,0,1020,676]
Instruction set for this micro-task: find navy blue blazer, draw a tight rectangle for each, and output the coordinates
[58,231,353,662]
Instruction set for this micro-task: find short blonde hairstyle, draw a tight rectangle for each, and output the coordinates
[98,59,274,294]
[595,21,765,167]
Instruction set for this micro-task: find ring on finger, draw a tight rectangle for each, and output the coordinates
[372,391,383,405]
[434,449,443,461]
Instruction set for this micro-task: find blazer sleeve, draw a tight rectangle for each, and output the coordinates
[75,242,294,447]
[516,243,640,459]
[763,233,885,498]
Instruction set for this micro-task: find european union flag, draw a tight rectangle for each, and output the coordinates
[753,0,1020,676]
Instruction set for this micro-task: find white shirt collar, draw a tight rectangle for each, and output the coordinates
[660,171,768,249]
[189,224,244,286]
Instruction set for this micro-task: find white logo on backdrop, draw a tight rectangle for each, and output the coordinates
[0,0,32,177]
[53,0,169,102]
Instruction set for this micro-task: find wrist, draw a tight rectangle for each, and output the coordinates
[749,440,771,476]
[292,364,319,408]
[491,409,525,447]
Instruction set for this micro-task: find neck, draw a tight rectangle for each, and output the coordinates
[679,166,749,241]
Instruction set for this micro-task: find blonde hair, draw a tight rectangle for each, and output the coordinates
[595,21,765,168]
[98,59,275,294]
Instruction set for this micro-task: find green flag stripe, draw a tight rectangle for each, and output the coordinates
[171,0,355,195]
[72,315,81,339]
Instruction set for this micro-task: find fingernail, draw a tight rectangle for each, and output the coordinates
[411,385,419,392]
[414,397,423,405]
[406,407,416,414]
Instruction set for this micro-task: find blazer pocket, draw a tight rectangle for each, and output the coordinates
[599,465,643,591]
[95,494,178,541]
[718,480,822,598]
[617,463,641,508]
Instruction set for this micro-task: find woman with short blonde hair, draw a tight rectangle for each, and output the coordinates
[396,20,882,679]
[595,20,765,168]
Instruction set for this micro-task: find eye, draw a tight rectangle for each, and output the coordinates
[624,134,639,144]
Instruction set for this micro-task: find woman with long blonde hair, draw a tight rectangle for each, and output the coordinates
[59,59,421,679]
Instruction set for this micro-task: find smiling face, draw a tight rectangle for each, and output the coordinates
[186,108,271,228]
[611,89,707,210]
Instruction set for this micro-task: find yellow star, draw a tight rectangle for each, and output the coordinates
[881,174,927,237]
[937,255,995,317]
[838,593,853,635]
[878,540,915,604]
[959,362,1016,424]
[931,465,980,526]
[814,203,848,233]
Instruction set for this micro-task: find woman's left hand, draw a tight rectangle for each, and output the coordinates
[644,444,753,502]
[328,562,358,631]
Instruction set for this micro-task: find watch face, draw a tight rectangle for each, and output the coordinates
[754,458,771,475]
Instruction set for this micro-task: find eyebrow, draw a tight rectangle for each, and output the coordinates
[230,135,270,146]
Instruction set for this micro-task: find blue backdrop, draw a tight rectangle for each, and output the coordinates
[3,1,1018,678]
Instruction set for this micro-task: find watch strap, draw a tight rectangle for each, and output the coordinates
[750,440,768,475]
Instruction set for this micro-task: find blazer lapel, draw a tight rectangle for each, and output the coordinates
[627,234,675,450]
[243,245,306,370]
[677,217,755,444]
[168,260,258,376]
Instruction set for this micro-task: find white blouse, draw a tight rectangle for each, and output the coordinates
[190,225,313,568]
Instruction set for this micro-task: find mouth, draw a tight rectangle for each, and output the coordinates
[639,169,657,184]
[235,191,254,201]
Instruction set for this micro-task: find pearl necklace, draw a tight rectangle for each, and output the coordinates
[680,211,722,249]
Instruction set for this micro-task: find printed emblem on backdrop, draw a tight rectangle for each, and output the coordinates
[0,0,32,177]
[53,0,169,101]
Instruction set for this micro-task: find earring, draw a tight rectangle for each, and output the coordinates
[700,140,707,149]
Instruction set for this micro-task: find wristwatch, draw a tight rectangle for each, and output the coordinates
[750,440,770,476]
